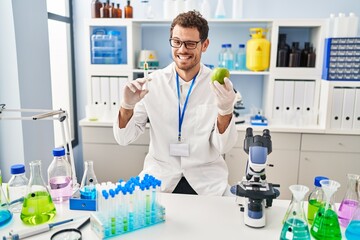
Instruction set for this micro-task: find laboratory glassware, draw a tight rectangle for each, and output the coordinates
[0,182,12,228]
[80,161,98,200]
[214,0,226,18]
[235,44,246,71]
[345,199,360,240]
[91,0,102,18]
[48,147,73,202]
[338,173,359,227]
[310,179,342,240]
[20,160,56,225]
[307,176,328,225]
[7,164,28,213]
[100,0,111,18]
[124,0,133,18]
[280,185,311,240]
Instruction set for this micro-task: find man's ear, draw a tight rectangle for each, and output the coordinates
[201,38,210,52]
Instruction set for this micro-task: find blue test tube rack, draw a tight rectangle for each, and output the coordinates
[90,175,165,239]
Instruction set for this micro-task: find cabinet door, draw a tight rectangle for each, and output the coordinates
[225,149,300,200]
[83,143,148,183]
[299,151,360,202]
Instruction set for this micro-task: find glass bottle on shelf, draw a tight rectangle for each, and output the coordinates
[300,42,310,67]
[0,180,12,228]
[47,147,73,202]
[280,185,311,240]
[218,44,227,68]
[80,161,98,200]
[100,0,111,18]
[91,0,103,18]
[113,3,122,18]
[7,164,29,213]
[235,44,246,71]
[124,0,133,18]
[224,44,234,70]
[307,176,328,225]
[310,179,342,240]
[307,47,316,68]
[338,173,359,228]
[276,34,290,67]
[21,160,56,225]
[289,42,301,67]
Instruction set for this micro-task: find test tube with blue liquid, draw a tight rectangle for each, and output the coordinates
[0,175,13,228]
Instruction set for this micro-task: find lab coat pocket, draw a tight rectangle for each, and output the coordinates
[195,104,217,135]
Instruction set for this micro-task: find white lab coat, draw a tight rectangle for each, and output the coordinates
[113,63,238,196]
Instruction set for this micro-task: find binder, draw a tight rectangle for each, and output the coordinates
[110,76,119,111]
[330,87,344,129]
[353,88,360,129]
[118,76,128,105]
[100,76,110,110]
[341,87,356,129]
[272,80,284,119]
[283,80,295,112]
[303,81,315,114]
[91,76,101,106]
[293,81,305,113]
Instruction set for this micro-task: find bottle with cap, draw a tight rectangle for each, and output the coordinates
[307,176,329,225]
[48,147,73,202]
[7,164,29,213]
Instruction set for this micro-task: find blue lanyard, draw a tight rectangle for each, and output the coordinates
[176,72,197,142]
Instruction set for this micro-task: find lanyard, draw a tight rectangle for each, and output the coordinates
[176,72,197,142]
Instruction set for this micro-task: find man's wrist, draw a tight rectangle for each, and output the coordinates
[121,101,135,110]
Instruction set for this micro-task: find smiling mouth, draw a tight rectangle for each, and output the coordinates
[177,55,192,60]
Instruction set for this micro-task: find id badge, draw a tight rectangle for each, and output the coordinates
[170,143,190,157]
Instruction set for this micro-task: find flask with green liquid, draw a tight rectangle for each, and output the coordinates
[21,160,56,225]
[307,176,328,225]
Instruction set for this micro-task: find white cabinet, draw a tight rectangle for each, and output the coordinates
[225,130,301,200]
[80,121,149,182]
[298,134,360,202]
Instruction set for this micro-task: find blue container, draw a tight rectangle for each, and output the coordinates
[91,29,122,64]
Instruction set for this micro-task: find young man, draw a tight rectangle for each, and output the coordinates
[113,11,238,196]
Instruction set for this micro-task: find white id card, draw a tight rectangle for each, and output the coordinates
[170,143,190,157]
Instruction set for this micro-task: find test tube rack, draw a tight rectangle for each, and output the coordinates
[90,175,165,239]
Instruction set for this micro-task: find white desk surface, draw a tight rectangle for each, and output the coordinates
[0,193,347,240]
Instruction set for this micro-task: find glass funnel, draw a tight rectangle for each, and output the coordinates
[280,185,311,240]
[345,203,360,239]
[338,173,359,227]
[20,160,56,225]
[310,179,342,240]
[0,183,12,228]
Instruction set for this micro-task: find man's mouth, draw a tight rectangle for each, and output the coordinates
[177,55,192,60]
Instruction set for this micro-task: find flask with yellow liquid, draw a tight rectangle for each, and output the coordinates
[246,28,270,71]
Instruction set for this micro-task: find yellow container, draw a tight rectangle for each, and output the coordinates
[246,28,270,71]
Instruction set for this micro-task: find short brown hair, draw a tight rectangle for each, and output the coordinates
[170,10,209,42]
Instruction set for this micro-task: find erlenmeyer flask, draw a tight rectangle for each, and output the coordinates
[338,173,359,227]
[280,185,311,240]
[345,203,360,239]
[310,179,342,240]
[80,161,98,200]
[0,183,12,228]
[20,160,56,225]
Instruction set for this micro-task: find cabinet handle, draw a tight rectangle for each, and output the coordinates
[338,142,344,146]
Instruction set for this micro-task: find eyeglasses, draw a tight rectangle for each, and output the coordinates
[169,38,202,50]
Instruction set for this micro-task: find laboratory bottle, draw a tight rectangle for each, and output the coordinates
[215,0,226,19]
[306,47,316,68]
[300,42,310,67]
[124,0,133,18]
[100,0,111,18]
[113,3,122,18]
[91,0,103,18]
[347,12,359,37]
[307,176,328,225]
[276,34,290,67]
[47,147,73,202]
[7,164,29,213]
[280,185,311,240]
[0,182,12,228]
[80,161,98,200]
[21,160,56,225]
[218,44,227,68]
[310,179,342,240]
[200,0,211,19]
[246,28,270,71]
[327,13,336,38]
[338,173,359,228]
[224,44,234,70]
[235,44,246,71]
[288,42,301,67]
[333,13,346,37]
[345,201,360,240]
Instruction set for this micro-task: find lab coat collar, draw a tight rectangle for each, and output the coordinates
[164,62,205,85]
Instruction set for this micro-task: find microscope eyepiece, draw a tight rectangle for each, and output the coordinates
[262,129,271,138]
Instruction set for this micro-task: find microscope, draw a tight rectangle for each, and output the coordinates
[231,127,280,228]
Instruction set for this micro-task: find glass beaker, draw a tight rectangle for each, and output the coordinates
[345,203,360,240]
[280,185,311,240]
[310,179,342,240]
[20,160,56,225]
[0,183,12,228]
[338,173,359,227]
[80,161,98,200]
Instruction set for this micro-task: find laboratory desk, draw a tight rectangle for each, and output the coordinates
[0,193,347,240]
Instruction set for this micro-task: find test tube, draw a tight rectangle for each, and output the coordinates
[143,62,149,90]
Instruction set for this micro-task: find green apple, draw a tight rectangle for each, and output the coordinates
[211,67,230,85]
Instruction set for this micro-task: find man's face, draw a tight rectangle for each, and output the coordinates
[170,25,209,72]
